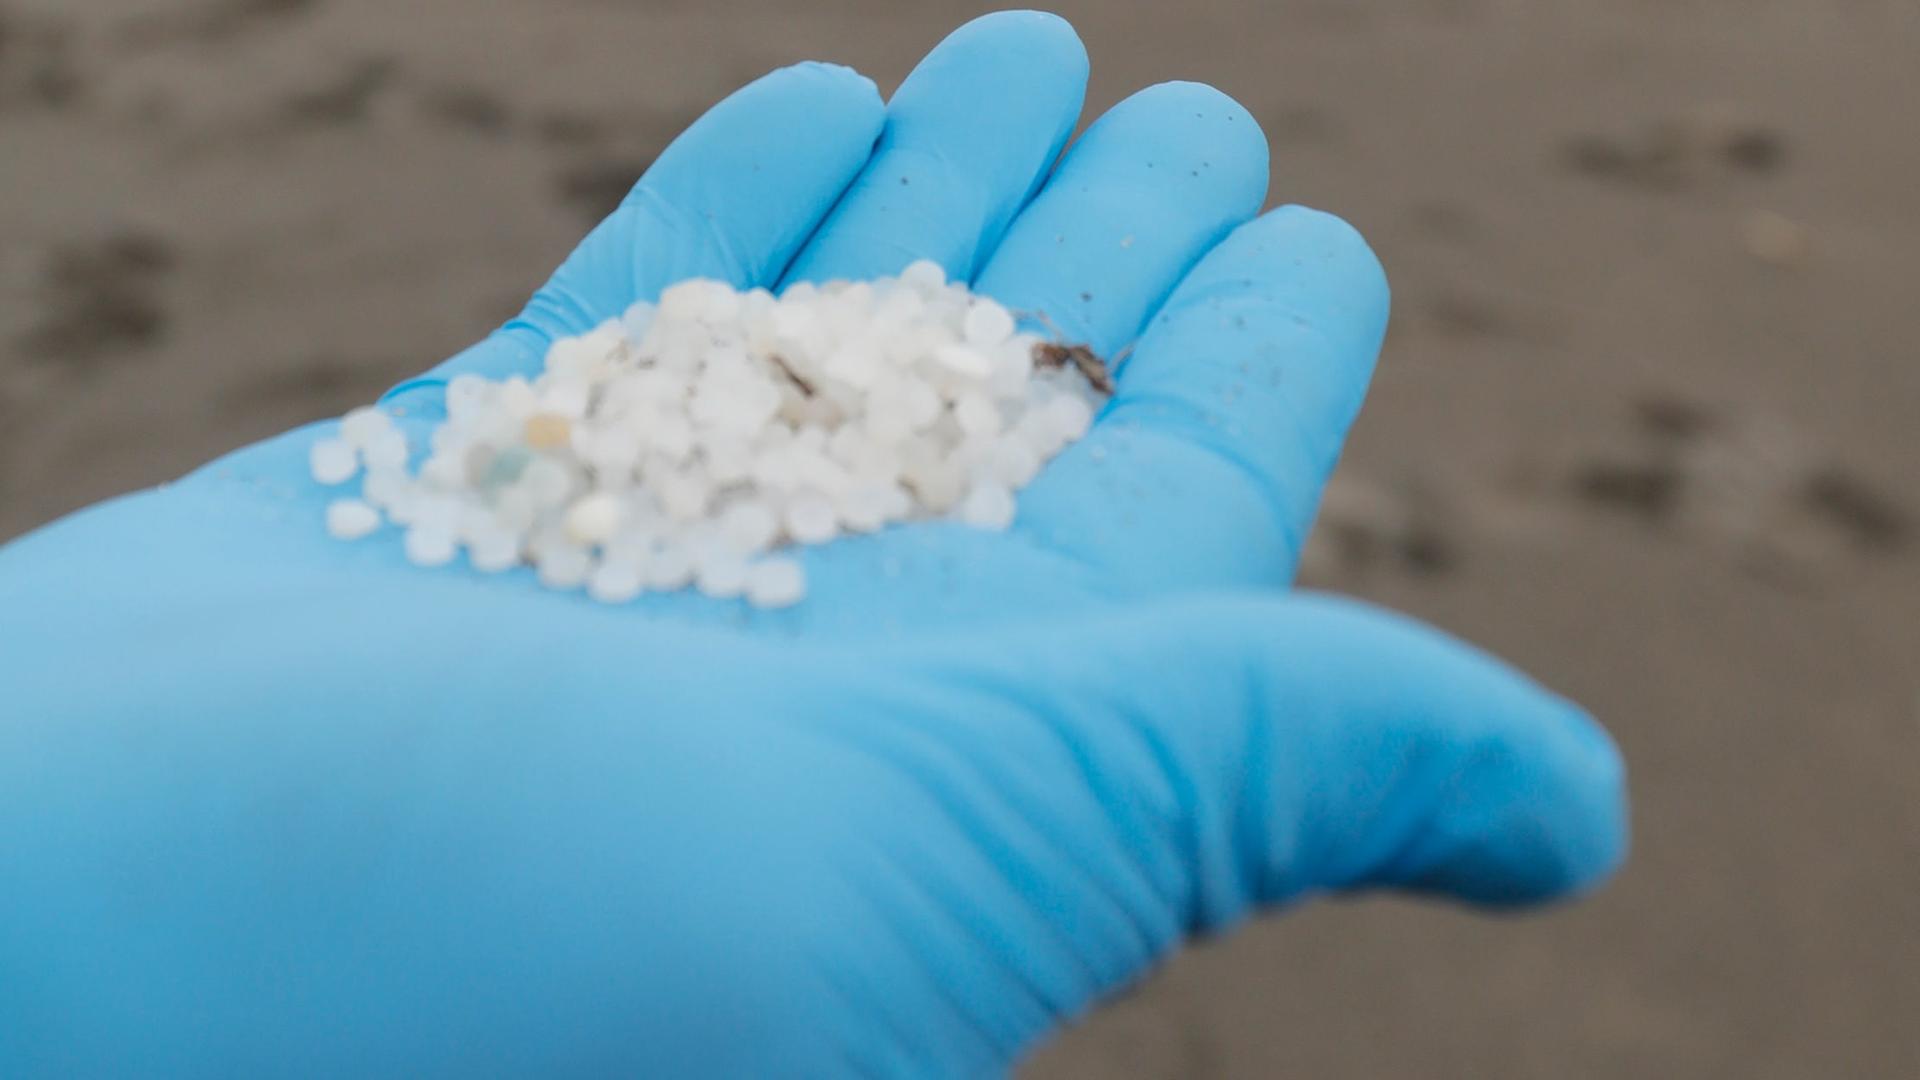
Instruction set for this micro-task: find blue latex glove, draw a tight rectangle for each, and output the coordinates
[0,12,1626,1077]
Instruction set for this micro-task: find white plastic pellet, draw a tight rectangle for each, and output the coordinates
[825,341,882,387]
[309,438,359,486]
[404,527,458,567]
[899,259,947,295]
[933,344,993,380]
[621,300,656,343]
[314,267,1116,605]
[785,491,838,545]
[694,548,750,599]
[362,468,407,509]
[339,407,395,450]
[838,485,890,533]
[325,498,381,540]
[362,428,410,472]
[745,557,805,609]
[588,559,645,605]
[988,439,1042,488]
[419,453,466,490]
[961,300,1015,348]
[447,374,491,422]
[645,543,695,591]
[958,483,1017,531]
[719,500,780,554]
[953,392,1001,438]
[467,528,522,573]
[564,492,624,546]
[536,543,593,590]
[1045,393,1095,441]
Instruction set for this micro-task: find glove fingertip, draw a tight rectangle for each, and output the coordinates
[1399,698,1630,909]
[782,60,885,116]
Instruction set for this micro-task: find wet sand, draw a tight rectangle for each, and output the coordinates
[2,2,1915,1075]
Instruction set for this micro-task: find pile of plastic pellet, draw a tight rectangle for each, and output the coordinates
[309,261,1110,608]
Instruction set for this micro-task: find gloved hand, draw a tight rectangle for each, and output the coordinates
[0,11,1626,1077]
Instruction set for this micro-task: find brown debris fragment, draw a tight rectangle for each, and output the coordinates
[1033,341,1115,396]
[769,354,816,397]
[1018,310,1117,395]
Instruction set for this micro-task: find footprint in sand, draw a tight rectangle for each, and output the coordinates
[1567,394,1910,575]
[17,230,176,372]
